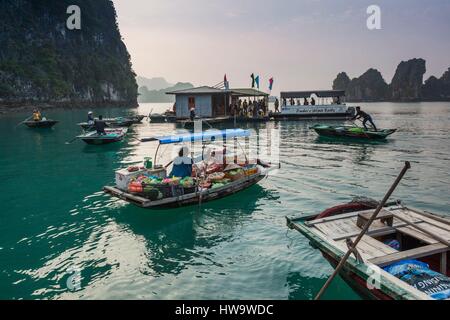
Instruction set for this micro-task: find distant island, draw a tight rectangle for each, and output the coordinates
[332,58,450,102]
[137,76,194,103]
[0,0,137,112]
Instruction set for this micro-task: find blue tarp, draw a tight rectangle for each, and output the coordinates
[141,129,251,144]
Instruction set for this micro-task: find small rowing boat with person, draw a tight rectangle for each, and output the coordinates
[77,117,135,131]
[103,129,278,209]
[77,128,128,145]
[310,124,396,140]
[23,119,59,128]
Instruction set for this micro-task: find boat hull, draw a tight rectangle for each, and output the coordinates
[24,120,58,128]
[104,172,265,209]
[81,137,123,145]
[311,125,396,140]
[272,112,353,120]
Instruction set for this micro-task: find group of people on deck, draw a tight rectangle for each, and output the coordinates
[229,98,269,118]
[282,97,316,107]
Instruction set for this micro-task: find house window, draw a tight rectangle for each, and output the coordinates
[188,97,195,109]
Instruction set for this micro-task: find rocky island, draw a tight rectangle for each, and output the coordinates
[0,0,138,112]
[333,58,450,102]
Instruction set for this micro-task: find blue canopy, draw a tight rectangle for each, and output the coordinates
[141,129,251,144]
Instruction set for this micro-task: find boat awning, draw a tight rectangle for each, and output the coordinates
[141,129,251,144]
[281,90,345,99]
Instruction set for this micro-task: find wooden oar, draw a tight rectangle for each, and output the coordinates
[65,136,80,144]
[15,115,32,128]
[315,161,411,300]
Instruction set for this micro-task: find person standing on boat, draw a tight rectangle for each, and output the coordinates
[303,98,309,105]
[94,115,107,135]
[169,146,193,178]
[274,98,280,113]
[87,111,94,125]
[352,106,377,131]
[189,106,196,121]
[311,97,316,105]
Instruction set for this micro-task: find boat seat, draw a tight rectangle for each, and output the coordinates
[369,243,449,267]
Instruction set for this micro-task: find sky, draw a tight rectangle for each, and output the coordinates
[113,0,450,93]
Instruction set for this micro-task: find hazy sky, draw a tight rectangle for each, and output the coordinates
[113,0,450,93]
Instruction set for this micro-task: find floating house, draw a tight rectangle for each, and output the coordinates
[166,86,269,119]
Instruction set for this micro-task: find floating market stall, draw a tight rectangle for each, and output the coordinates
[103,129,275,209]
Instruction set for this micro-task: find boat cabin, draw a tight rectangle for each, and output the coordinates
[280,90,346,107]
[166,86,269,119]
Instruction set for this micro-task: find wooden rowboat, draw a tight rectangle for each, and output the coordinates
[311,124,396,140]
[23,119,59,128]
[104,169,268,209]
[287,200,450,300]
[77,128,128,145]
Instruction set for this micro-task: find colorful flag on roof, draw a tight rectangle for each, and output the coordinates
[255,76,260,89]
[269,77,274,91]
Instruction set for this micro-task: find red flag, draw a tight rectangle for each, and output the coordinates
[224,74,227,82]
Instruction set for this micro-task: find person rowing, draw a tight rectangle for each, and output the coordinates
[352,106,377,131]
[87,111,94,125]
[94,115,107,135]
[32,109,42,121]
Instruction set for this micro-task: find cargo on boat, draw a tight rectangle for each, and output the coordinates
[23,119,59,128]
[103,129,276,209]
[77,128,128,145]
[272,90,355,120]
[287,200,450,300]
[311,124,396,140]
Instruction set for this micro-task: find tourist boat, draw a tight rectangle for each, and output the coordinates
[77,128,128,145]
[272,90,356,120]
[103,129,276,209]
[23,119,59,128]
[311,124,396,140]
[286,199,450,300]
[77,117,135,131]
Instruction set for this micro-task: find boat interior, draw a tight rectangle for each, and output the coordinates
[295,205,450,299]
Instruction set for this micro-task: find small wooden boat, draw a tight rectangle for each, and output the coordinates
[103,129,277,209]
[149,112,176,123]
[23,119,59,128]
[287,200,450,300]
[78,117,135,131]
[77,128,128,145]
[311,124,396,140]
[128,114,146,124]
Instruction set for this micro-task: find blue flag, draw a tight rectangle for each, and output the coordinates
[255,76,260,89]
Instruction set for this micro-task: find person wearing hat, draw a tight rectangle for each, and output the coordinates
[87,111,94,125]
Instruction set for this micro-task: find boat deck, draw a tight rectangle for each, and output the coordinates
[287,205,450,300]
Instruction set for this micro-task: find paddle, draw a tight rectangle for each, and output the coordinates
[314,161,411,300]
[15,115,32,128]
[65,136,80,144]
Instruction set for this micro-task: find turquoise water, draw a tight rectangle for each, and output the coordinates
[0,102,449,300]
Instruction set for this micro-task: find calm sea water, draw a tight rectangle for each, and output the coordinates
[0,102,449,300]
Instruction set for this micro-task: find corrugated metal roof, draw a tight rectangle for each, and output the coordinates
[166,86,269,96]
[166,86,224,95]
[230,88,269,97]
[281,90,345,98]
